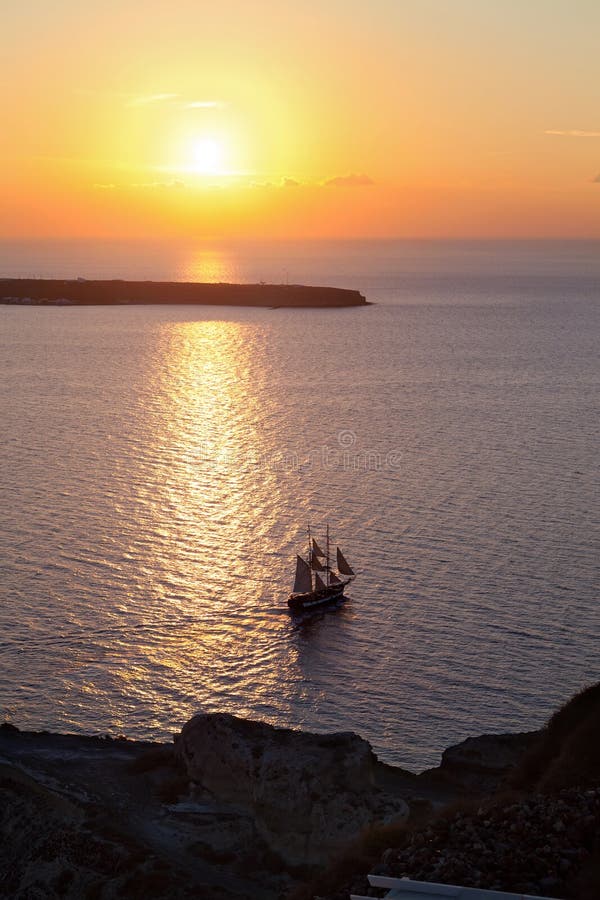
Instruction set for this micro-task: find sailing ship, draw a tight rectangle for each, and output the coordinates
[288,526,356,612]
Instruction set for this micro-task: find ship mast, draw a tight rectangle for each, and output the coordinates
[326,522,330,587]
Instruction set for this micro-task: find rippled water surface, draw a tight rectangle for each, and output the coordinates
[1,240,599,769]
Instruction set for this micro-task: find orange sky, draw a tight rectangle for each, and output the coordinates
[2,0,599,239]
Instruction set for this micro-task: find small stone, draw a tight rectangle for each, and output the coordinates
[370,863,391,877]
[540,876,561,891]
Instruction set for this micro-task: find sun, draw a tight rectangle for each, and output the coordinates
[191,137,224,175]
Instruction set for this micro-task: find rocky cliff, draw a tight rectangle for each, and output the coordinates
[174,713,408,867]
[0,716,412,899]
[300,682,600,900]
[2,687,596,900]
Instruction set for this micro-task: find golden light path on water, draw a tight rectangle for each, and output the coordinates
[105,315,305,732]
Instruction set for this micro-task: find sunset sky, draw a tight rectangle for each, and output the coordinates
[2,0,599,239]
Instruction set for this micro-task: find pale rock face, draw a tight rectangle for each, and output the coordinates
[175,713,408,866]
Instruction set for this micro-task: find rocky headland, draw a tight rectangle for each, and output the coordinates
[1,682,598,899]
[0,279,368,308]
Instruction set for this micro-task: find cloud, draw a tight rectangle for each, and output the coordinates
[130,180,186,189]
[77,90,225,111]
[127,93,179,107]
[184,100,223,109]
[128,94,225,110]
[323,173,374,187]
[248,177,303,189]
[94,180,186,191]
[545,129,600,138]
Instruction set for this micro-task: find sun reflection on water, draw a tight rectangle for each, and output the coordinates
[181,247,238,283]
[123,318,298,711]
[148,320,272,587]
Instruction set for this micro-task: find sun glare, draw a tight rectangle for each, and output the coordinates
[192,138,223,174]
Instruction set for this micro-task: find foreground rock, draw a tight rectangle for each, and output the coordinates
[425,730,539,792]
[7,689,592,900]
[175,714,408,867]
[314,682,600,900]
[0,717,414,899]
[373,787,600,899]
[0,726,282,899]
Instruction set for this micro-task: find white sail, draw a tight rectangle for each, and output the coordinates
[336,547,355,576]
[329,570,342,585]
[314,572,326,591]
[293,555,313,593]
[310,554,325,572]
[312,538,326,558]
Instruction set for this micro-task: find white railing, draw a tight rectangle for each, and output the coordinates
[350,874,560,900]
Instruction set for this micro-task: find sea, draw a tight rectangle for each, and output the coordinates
[0,238,598,771]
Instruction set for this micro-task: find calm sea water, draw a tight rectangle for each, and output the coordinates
[1,240,598,770]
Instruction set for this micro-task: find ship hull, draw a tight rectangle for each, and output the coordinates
[288,581,348,613]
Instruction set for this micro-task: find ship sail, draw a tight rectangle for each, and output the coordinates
[336,547,355,576]
[289,527,357,611]
[293,555,313,593]
[314,572,326,591]
[312,538,326,558]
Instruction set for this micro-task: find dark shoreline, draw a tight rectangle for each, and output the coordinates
[3,681,599,900]
[0,716,536,899]
[0,278,369,308]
